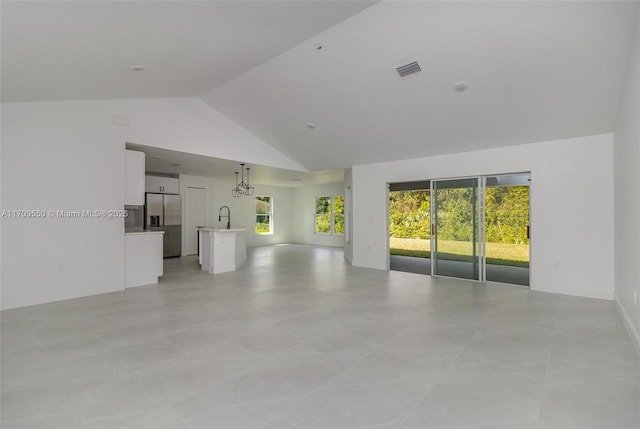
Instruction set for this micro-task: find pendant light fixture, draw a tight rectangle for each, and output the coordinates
[231,172,241,197]
[231,163,254,197]
[245,167,254,196]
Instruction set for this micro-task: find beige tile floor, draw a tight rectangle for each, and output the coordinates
[1,244,638,429]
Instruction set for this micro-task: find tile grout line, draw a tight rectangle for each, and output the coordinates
[533,333,555,429]
[71,397,88,429]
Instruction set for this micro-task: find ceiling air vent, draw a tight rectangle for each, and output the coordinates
[394,60,422,78]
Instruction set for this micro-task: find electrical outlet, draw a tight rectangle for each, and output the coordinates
[57,264,65,273]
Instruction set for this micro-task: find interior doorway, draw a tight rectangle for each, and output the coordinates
[184,187,206,256]
[388,173,530,286]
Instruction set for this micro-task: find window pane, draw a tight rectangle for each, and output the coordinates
[256,196,272,234]
[334,214,345,234]
[315,197,330,215]
[256,214,270,233]
[334,195,344,215]
[256,196,271,214]
[315,214,331,233]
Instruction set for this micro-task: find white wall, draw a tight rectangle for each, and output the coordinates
[614,5,640,347]
[352,133,615,300]
[344,168,354,263]
[1,102,126,310]
[292,182,345,247]
[119,97,305,172]
[0,104,3,310]
[1,98,303,310]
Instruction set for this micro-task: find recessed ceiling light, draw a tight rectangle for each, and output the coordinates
[306,123,316,130]
[454,81,469,92]
[151,156,163,160]
[291,178,303,181]
[130,65,146,71]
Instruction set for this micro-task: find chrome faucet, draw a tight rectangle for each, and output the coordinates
[218,206,231,229]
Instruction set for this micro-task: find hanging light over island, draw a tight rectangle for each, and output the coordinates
[231,163,254,197]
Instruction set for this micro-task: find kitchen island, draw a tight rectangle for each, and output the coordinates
[198,228,247,274]
[124,231,164,287]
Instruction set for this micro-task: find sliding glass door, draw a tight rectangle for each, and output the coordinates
[388,182,431,275]
[431,178,482,280]
[387,173,530,284]
[429,173,530,285]
[484,174,530,286]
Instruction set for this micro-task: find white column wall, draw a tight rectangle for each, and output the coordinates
[1,102,126,310]
[344,168,354,263]
[614,6,640,348]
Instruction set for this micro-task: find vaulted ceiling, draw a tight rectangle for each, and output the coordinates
[2,1,638,173]
[1,1,375,102]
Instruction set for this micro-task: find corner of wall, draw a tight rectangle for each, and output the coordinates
[613,1,640,354]
[615,293,640,354]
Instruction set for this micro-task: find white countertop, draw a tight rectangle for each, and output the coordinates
[125,230,165,236]
[198,228,246,233]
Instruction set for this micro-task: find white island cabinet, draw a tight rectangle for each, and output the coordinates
[198,228,247,274]
[124,231,164,287]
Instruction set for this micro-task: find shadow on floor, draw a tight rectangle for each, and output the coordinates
[389,255,529,286]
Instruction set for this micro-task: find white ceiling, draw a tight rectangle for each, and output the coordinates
[2,1,638,174]
[0,1,375,102]
[202,1,639,171]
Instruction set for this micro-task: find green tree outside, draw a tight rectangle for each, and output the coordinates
[389,186,529,265]
[315,196,344,234]
[334,196,345,234]
[255,196,271,233]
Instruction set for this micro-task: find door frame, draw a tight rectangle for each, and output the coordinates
[482,172,531,286]
[430,175,484,281]
[387,172,531,286]
[386,181,432,272]
[184,186,207,256]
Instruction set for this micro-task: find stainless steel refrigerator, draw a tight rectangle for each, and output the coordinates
[145,193,182,258]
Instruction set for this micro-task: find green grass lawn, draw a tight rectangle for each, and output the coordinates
[390,237,529,268]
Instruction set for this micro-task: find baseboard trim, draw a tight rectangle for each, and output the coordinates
[614,294,640,355]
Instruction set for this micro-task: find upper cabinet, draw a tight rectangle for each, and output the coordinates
[145,175,180,194]
[125,150,145,205]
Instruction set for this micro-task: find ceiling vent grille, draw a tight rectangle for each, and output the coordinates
[395,60,422,78]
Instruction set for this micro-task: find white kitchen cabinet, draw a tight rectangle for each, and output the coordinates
[145,175,179,194]
[124,231,164,287]
[125,150,145,205]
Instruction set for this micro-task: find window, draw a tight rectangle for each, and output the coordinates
[315,196,344,235]
[255,196,272,234]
